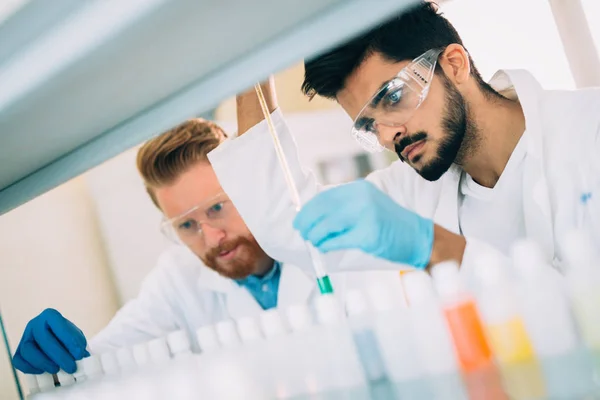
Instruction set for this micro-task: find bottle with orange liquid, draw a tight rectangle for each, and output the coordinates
[431,261,507,400]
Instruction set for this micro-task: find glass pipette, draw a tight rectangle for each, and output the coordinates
[254,83,333,294]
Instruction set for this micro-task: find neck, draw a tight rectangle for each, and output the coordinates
[253,255,275,277]
[460,90,525,188]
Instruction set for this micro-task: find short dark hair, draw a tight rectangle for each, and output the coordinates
[302,2,496,100]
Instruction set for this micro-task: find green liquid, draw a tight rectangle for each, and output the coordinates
[317,276,334,294]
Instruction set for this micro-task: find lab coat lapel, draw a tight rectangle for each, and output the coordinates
[491,70,555,257]
[196,266,264,319]
[277,263,315,308]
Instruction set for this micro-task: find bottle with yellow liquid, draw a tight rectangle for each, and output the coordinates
[474,250,545,400]
[563,230,600,371]
[513,239,597,398]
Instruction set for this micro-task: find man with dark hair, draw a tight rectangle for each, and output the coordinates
[209,2,600,275]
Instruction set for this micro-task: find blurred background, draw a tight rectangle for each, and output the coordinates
[1,0,600,397]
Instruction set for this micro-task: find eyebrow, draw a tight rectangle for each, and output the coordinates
[354,116,374,129]
[370,81,393,108]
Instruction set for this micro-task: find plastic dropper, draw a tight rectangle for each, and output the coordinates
[254,83,333,294]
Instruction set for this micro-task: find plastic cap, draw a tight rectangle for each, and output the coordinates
[215,320,241,347]
[36,372,54,391]
[511,239,547,280]
[100,352,120,375]
[562,229,597,270]
[196,325,220,351]
[260,309,287,337]
[315,294,344,324]
[366,284,394,311]
[236,316,263,343]
[147,337,171,362]
[345,290,369,316]
[56,370,75,386]
[474,251,508,288]
[431,261,463,298]
[116,347,136,371]
[402,271,435,305]
[286,304,314,331]
[132,342,151,366]
[24,374,39,394]
[81,355,103,378]
[167,330,192,355]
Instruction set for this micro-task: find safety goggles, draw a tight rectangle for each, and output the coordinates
[160,192,235,244]
[351,48,444,153]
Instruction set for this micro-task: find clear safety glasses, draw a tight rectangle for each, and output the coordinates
[160,192,235,244]
[351,48,444,153]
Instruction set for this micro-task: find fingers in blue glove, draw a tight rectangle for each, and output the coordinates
[43,309,88,359]
[31,309,88,374]
[315,227,367,254]
[12,352,44,374]
[15,341,60,374]
[293,183,359,238]
[13,309,89,375]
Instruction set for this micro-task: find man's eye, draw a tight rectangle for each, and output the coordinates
[178,220,196,231]
[385,89,403,106]
[210,203,224,213]
[364,120,376,132]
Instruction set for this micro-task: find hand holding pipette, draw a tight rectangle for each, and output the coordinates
[293,179,434,269]
[253,83,333,294]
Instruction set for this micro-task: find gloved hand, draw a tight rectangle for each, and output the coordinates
[293,180,434,268]
[12,309,89,374]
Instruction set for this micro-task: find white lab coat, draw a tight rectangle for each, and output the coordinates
[89,245,344,354]
[208,69,600,279]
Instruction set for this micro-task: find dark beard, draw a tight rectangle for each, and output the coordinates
[394,73,475,182]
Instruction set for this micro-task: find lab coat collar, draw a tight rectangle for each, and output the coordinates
[482,70,555,255]
[488,69,545,159]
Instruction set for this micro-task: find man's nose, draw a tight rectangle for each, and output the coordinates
[377,123,407,149]
[201,223,226,248]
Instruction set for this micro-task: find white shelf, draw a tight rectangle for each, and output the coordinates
[0,0,417,214]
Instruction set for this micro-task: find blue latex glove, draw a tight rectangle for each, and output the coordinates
[293,180,434,268]
[12,309,89,374]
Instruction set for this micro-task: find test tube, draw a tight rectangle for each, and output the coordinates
[56,370,75,387]
[36,372,55,392]
[116,347,137,373]
[345,289,387,382]
[23,374,40,395]
[100,351,121,376]
[167,330,193,359]
[196,325,221,353]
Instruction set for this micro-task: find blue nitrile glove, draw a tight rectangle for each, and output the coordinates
[293,180,434,268]
[12,309,89,374]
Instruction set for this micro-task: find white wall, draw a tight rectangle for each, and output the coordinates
[442,0,574,89]
[0,177,119,398]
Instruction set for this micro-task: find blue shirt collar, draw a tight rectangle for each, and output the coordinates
[235,260,281,286]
